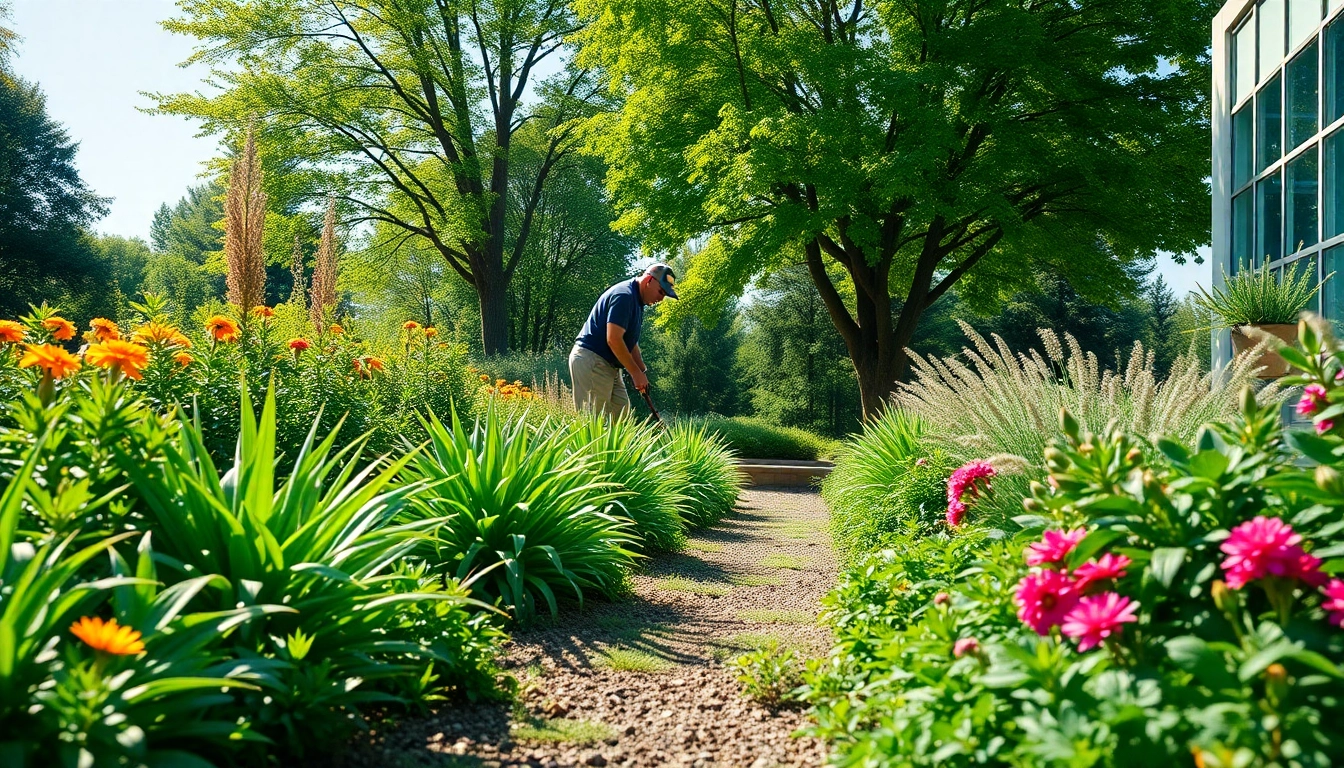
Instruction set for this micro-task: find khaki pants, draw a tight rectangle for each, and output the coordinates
[569,346,630,416]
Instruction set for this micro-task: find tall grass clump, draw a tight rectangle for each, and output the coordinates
[563,411,690,553]
[1194,260,1325,327]
[405,406,638,620]
[661,423,744,528]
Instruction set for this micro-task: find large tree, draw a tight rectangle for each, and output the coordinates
[577,0,1214,416]
[155,0,599,354]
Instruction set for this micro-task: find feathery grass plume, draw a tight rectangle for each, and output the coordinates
[309,197,338,329]
[288,235,306,309]
[224,121,267,316]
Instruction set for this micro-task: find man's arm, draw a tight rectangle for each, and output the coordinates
[631,343,646,374]
[606,323,649,392]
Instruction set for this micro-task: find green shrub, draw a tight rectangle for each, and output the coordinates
[732,640,804,708]
[406,406,638,620]
[562,411,689,553]
[691,416,837,460]
[662,422,744,527]
[1194,259,1325,327]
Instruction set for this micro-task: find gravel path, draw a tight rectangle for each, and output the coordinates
[349,487,836,768]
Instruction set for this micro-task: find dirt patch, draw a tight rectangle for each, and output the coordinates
[344,488,836,768]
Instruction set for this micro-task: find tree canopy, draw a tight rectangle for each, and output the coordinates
[576,0,1215,416]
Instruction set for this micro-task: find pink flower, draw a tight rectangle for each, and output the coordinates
[1073,553,1132,591]
[1336,369,1344,382]
[946,460,996,527]
[1319,419,1336,435]
[1061,592,1139,651]
[953,638,980,658]
[1025,528,1087,567]
[1322,579,1344,628]
[1220,516,1325,590]
[933,592,950,605]
[1296,384,1328,417]
[1015,569,1080,635]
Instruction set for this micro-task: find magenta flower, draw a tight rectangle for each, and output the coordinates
[1073,553,1133,591]
[953,638,980,658]
[946,460,996,527]
[1318,419,1336,435]
[933,592,950,605]
[1297,383,1328,417]
[1220,516,1325,589]
[1323,579,1344,628]
[1061,592,1139,651]
[1015,569,1080,635]
[1025,528,1087,567]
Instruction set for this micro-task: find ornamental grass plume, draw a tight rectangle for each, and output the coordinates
[42,316,76,341]
[310,197,339,330]
[1061,592,1139,651]
[224,120,268,317]
[69,616,145,656]
[0,319,25,343]
[86,340,151,381]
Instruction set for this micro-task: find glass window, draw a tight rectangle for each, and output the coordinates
[1260,0,1286,82]
[1325,246,1344,333]
[1259,171,1284,263]
[1326,126,1344,239]
[1328,16,1344,125]
[1287,41,1319,149]
[1296,255,1322,313]
[1289,0,1321,51]
[1235,16,1257,104]
[1286,145,1319,254]
[1234,104,1256,187]
[1234,189,1255,270]
[1259,73,1284,172]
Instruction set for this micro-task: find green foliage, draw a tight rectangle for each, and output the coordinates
[829,451,958,560]
[661,422,744,528]
[1195,260,1327,327]
[732,641,804,709]
[691,415,836,461]
[562,411,689,553]
[406,406,638,620]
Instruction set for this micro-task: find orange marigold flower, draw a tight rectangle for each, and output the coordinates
[205,316,241,343]
[0,320,25,344]
[424,326,438,338]
[70,616,145,656]
[174,351,194,367]
[19,344,81,379]
[89,318,121,342]
[403,320,420,331]
[364,356,384,372]
[479,374,489,382]
[329,324,345,336]
[288,338,311,351]
[85,339,151,381]
[252,306,276,319]
[132,322,190,348]
[496,378,506,387]
[43,317,77,341]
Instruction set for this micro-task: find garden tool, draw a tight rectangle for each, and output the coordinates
[638,387,665,428]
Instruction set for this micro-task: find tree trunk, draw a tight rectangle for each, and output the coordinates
[478,271,509,355]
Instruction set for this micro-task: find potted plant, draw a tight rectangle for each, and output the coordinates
[1194,260,1329,378]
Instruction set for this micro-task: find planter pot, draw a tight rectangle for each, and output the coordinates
[1231,323,1298,379]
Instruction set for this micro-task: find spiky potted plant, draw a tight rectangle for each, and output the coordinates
[1194,261,1328,378]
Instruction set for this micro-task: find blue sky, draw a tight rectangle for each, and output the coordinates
[8,0,1213,297]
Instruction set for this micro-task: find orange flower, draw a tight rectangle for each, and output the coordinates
[70,616,145,656]
[364,356,384,372]
[43,317,76,341]
[424,326,438,338]
[288,338,311,351]
[496,378,506,387]
[479,374,489,382]
[252,306,275,319]
[85,339,151,381]
[19,344,81,379]
[403,320,420,331]
[89,318,121,342]
[352,358,366,376]
[329,324,345,336]
[0,320,25,344]
[205,316,241,343]
[174,351,194,367]
[132,322,190,348]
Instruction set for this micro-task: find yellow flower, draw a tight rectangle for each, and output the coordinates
[89,318,121,342]
[252,305,275,319]
[85,340,151,381]
[70,616,145,656]
[133,322,190,348]
[496,378,506,387]
[0,320,25,344]
[479,374,489,382]
[205,316,241,343]
[43,317,77,341]
[174,351,194,367]
[424,326,438,338]
[19,344,81,379]
[329,324,345,336]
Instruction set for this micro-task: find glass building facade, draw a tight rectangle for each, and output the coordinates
[1215,0,1344,365]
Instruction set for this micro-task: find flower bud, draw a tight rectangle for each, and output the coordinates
[1265,663,1289,705]
[1316,465,1344,496]
[934,592,950,605]
[1021,497,1043,512]
[1240,386,1257,415]
[1211,580,1234,613]
[953,637,980,658]
[1125,447,1143,463]
[1044,447,1068,472]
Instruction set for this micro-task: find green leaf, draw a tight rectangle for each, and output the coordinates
[1147,548,1187,588]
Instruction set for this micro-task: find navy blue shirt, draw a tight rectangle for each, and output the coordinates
[575,278,644,368]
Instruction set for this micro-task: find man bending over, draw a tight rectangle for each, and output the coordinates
[569,263,678,414]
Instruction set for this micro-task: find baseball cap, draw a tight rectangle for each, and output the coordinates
[644,263,679,299]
